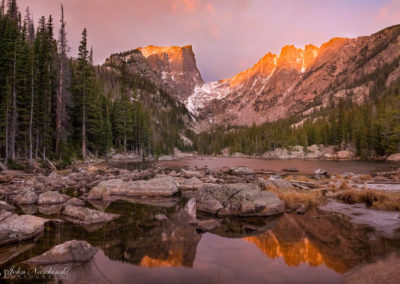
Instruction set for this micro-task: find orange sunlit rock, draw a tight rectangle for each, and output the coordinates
[139,249,186,268]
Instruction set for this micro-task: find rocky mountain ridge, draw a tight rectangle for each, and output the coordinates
[104,25,400,129]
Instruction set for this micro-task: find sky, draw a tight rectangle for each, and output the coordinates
[16,0,400,82]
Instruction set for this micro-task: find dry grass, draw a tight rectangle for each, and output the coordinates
[338,180,351,190]
[336,189,400,211]
[284,175,313,182]
[264,183,324,209]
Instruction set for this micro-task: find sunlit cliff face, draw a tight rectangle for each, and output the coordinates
[227,44,319,88]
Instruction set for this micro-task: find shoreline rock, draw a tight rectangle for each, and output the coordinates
[25,240,98,265]
[194,183,284,217]
[0,212,48,246]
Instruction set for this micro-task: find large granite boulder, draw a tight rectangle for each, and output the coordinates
[194,183,284,217]
[0,211,48,246]
[387,153,400,162]
[25,240,98,265]
[38,191,69,205]
[62,205,119,225]
[14,189,38,205]
[175,177,204,191]
[337,150,354,159]
[87,177,179,199]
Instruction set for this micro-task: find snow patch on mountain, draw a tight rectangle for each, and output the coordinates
[185,81,231,115]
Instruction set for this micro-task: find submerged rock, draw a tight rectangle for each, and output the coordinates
[184,198,197,220]
[154,214,168,221]
[0,212,48,246]
[197,219,221,232]
[13,189,38,205]
[25,240,98,265]
[194,183,284,217]
[62,205,119,225]
[38,191,69,205]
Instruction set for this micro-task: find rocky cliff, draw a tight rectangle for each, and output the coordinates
[187,24,400,127]
[105,25,400,129]
[105,45,203,102]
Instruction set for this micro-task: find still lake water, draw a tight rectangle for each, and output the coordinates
[2,199,400,284]
[157,157,397,174]
[1,158,399,283]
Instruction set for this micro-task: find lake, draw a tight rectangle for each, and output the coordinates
[1,199,399,284]
[157,157,396,174]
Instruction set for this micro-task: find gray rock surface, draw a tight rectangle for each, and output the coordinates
[25,240,98,265]
[87,177,179,199]
[38,191,69,205]
[14,189,38,205]
[62,205,119,225]
[0,212,48,246]
[194,183,284,216]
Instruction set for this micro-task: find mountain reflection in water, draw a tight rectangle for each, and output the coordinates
[2,200,400,283]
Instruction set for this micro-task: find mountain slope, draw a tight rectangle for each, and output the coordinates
[103,25,400,131]
[187,25,400,127]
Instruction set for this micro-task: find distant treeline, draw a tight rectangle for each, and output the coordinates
[0,0,188,166]
[194,77,400,159]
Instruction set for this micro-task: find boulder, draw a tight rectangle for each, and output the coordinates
[315,168,328,179]
[87,179,124,199]
[230,166,254,175]
[337,150,354,160]
[306,145,323,159]
[176,177,204,191]
[38,204,63,215]
[182,169,203,178]
[221,147,230,157]
[62,205,119,225]
[387,153,400,162]
[87,177,179,199]
[262,148,290,159]
[45,171,67,188]
[0,212,48,246]
[25,240,98,265]
[194,183,284,217]
[0,201,15,211]
[269,177,295,191]
[14,189,38,205]
[65,197,85,207]
[38,191,69,205]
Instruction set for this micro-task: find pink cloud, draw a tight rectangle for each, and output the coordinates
[375,0,400,23]
[205,3,215,14]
